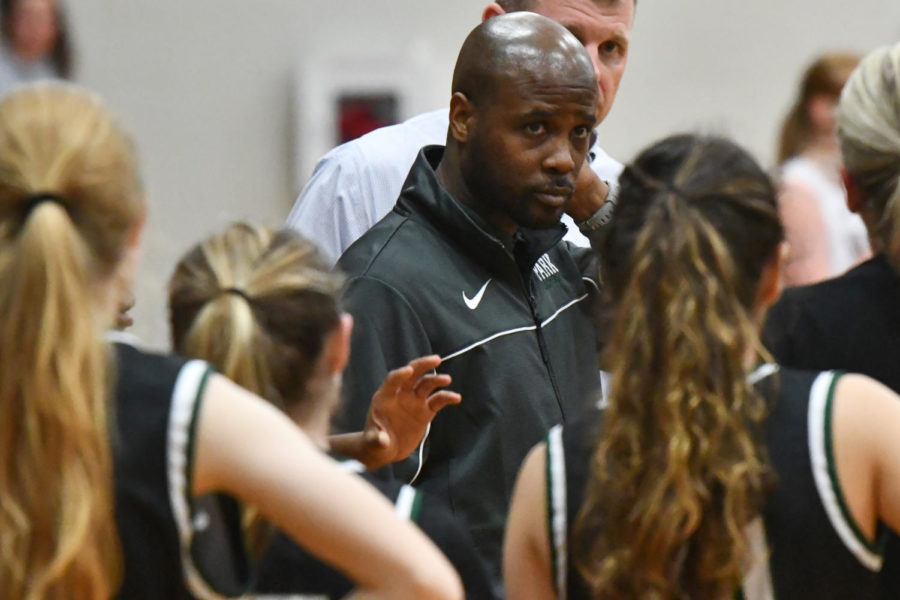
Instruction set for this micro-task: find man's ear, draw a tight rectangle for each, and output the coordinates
[323,313,353,375]
[448,92,475,143]
[482,3,506,21]
[843,167,864,213]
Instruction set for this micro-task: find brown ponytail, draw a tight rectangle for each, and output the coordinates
[575,135,784,599]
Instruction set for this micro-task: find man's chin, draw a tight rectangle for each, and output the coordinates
[519,209,566,230]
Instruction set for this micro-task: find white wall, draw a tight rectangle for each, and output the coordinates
[65,0,900,348]
[600,0,900,167]
[69,0,485,348]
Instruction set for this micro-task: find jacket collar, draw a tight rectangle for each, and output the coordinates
[395,145,567,277]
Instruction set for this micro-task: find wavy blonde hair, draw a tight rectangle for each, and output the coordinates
[0,84,143,598]
[574,135,783,599]
[837,43,900,265]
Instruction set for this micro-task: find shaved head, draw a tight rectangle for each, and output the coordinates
[438,12,599,235]
[452,12,596,107]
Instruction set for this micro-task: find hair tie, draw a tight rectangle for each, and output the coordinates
[662,180,692,202]
[24,192,67,217]
[222,287,252,303]
[628,164,692,202]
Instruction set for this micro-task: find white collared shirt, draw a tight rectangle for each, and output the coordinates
[286,108,623,265]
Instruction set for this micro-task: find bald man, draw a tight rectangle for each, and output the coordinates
[286,0,634,264]
[335,14,606,595]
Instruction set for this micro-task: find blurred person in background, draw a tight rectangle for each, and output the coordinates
[0,0,71,94]
[766,42,900,599]
[776,52,870,286]
[767,44,900,428]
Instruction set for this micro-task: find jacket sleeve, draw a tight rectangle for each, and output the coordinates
[335,274,433,435]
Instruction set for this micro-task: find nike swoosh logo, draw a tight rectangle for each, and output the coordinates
[462,279,492,310]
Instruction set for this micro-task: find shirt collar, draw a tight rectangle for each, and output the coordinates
[396,145,566,274]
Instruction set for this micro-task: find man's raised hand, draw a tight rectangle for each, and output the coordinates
[361,355,461,470]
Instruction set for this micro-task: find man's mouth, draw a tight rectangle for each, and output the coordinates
[534,186,574,207]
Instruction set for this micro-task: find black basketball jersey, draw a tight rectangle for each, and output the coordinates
[545,366,887,600]
[255,460,496,599]
[112,341,251,599]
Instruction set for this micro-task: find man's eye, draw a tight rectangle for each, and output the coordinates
[600,41,620,55]
[573,127,590,139]
[525,123,545,135]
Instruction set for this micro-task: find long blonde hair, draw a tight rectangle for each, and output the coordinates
[575,135,783,599]
[0,84,143,598]
[837,43,900,265]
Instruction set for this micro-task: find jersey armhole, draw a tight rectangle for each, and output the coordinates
[809,370,886,571]
[167,362,253,599]
[546,424,568,600]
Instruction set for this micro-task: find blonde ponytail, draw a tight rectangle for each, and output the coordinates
[169,223,343,411]
[168,223,343,554]
[837,43,900,264]
[0,84,143,598]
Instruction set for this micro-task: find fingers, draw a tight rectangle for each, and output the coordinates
[413,373,452,398]
[404,354,442,381]
[378,365,415,394]
[425,391,462,413]
[380,355,445,395]
[376,355,450,402]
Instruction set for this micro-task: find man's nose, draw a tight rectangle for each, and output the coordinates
[592,58,603,83]
[543,138,577,173]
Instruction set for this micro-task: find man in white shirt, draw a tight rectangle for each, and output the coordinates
[286,0,635,264]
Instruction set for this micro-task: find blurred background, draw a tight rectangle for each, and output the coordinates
[20,0,900,348]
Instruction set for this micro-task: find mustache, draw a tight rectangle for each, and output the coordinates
[534,178,575,196]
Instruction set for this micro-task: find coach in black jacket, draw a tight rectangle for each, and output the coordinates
[335,14,613,592]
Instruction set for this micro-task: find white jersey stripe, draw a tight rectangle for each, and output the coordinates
[747,363,779,385]
[808,371,883,571]
[166,360,233,600]
[547,425,568,600]
[395,485,418,521]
